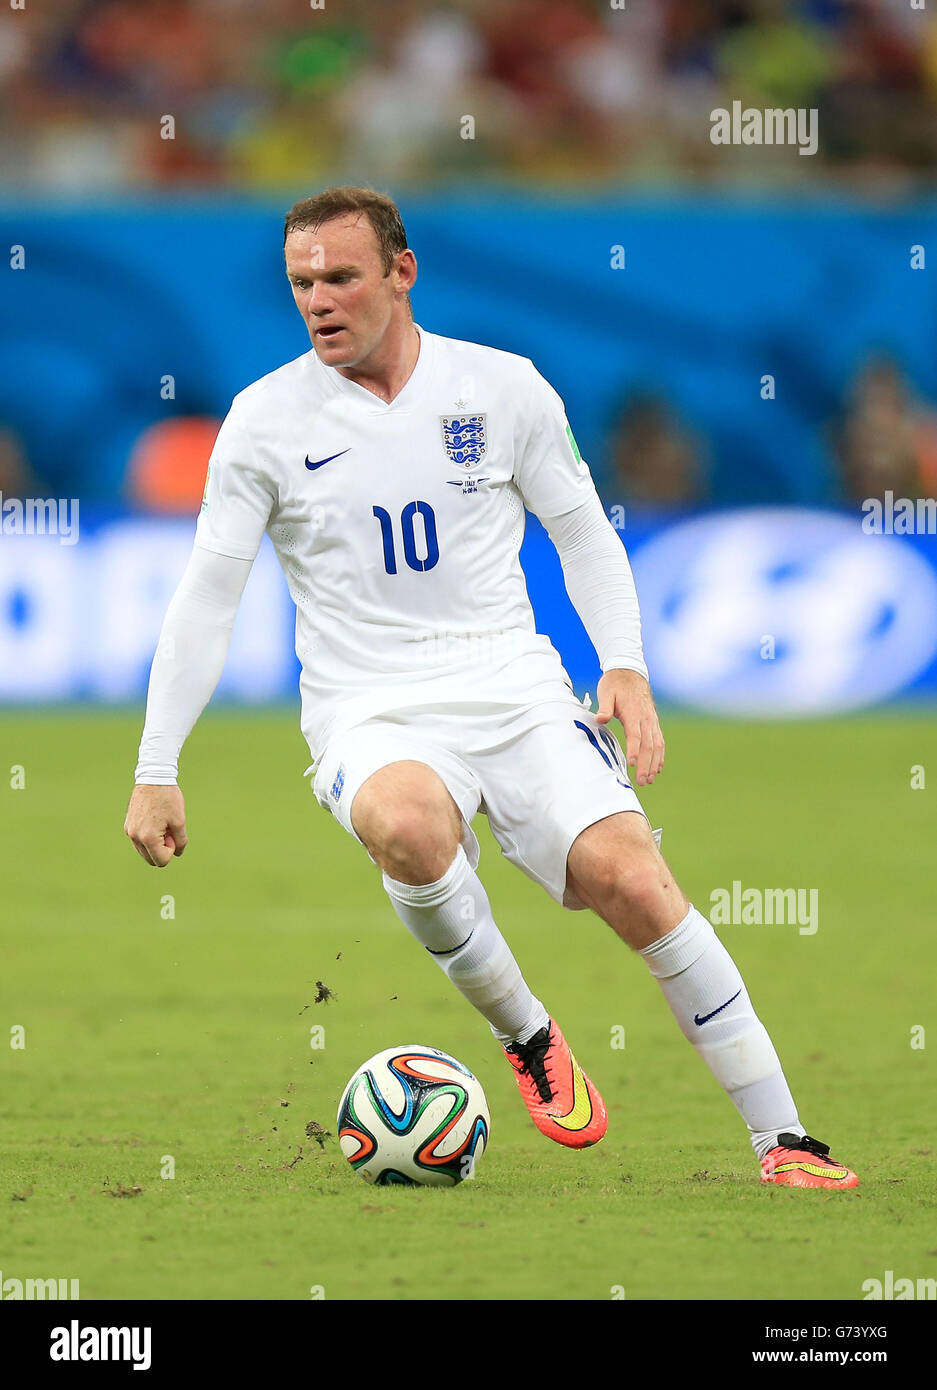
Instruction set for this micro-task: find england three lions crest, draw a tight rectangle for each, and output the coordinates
[441,414,488,471]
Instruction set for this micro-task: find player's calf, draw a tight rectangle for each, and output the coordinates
[569,818,858,1183]
[382,842,551,1049]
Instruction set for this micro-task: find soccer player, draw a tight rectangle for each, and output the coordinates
[125,186,857,1190]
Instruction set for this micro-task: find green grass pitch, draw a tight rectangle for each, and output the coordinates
[2,708,934,1301]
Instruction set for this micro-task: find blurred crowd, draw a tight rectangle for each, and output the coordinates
[4,0,937,512]
[3,0,937,192]
[3,352,934,513]
[608,356,937,509]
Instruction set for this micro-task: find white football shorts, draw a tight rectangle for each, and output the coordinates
[309,695,649,911]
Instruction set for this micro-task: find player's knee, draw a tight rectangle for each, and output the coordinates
[578,841,675,929]
[371,802,460,879]
[615,856,674,921]
[352,764,460,878]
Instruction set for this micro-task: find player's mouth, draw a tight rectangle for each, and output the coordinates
[315,325,346,341]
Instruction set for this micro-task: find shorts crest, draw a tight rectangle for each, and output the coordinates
[441,414,488,470]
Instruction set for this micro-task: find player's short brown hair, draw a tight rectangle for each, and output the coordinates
[283,186,408,276]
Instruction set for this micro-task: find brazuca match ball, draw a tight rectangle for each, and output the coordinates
[337,1045,490,1186]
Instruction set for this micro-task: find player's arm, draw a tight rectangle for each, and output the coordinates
[125,403,276,865]
[513,362,664,786]
[541,497,664,786]
[125,546,253,865]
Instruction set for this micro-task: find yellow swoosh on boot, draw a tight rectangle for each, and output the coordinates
[551,1055,594,1131]
[774,1161,850,1179]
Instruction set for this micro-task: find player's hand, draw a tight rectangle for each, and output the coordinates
[124,784,188,867]
[595,669,665,787]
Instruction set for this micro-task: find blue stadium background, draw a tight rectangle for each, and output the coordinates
[3,198,937,713]
[5,198,937,504]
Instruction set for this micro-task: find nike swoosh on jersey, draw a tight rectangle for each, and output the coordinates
[305,449,350,470]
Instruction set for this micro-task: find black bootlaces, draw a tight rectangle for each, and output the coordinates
[777,1132,832,1160]
[508,1027,553,1104]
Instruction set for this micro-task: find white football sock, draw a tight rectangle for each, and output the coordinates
[639,905,805,1160]
[382,845,549,1046]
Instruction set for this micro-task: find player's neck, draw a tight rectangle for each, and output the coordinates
[336,319,421,404]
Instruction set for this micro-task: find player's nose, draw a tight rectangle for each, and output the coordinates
[308,281,335,315]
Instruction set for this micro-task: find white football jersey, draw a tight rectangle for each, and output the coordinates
[195,325,598,761]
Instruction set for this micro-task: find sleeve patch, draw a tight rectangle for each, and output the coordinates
[565,422,582,464]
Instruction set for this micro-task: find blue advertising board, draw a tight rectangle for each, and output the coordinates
[2,505,935,714]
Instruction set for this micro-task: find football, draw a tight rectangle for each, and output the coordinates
[337,1045,490,1186]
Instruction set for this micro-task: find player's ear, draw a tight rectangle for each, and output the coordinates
[394,249,417,295]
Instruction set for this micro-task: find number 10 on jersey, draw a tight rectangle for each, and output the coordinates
[372,502,439,574]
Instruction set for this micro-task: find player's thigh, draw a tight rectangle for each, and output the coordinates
[473,700,648,909]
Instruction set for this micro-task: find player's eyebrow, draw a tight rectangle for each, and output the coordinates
[286,263,359,281]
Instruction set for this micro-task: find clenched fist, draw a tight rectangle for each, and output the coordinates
[124,784,188,867]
